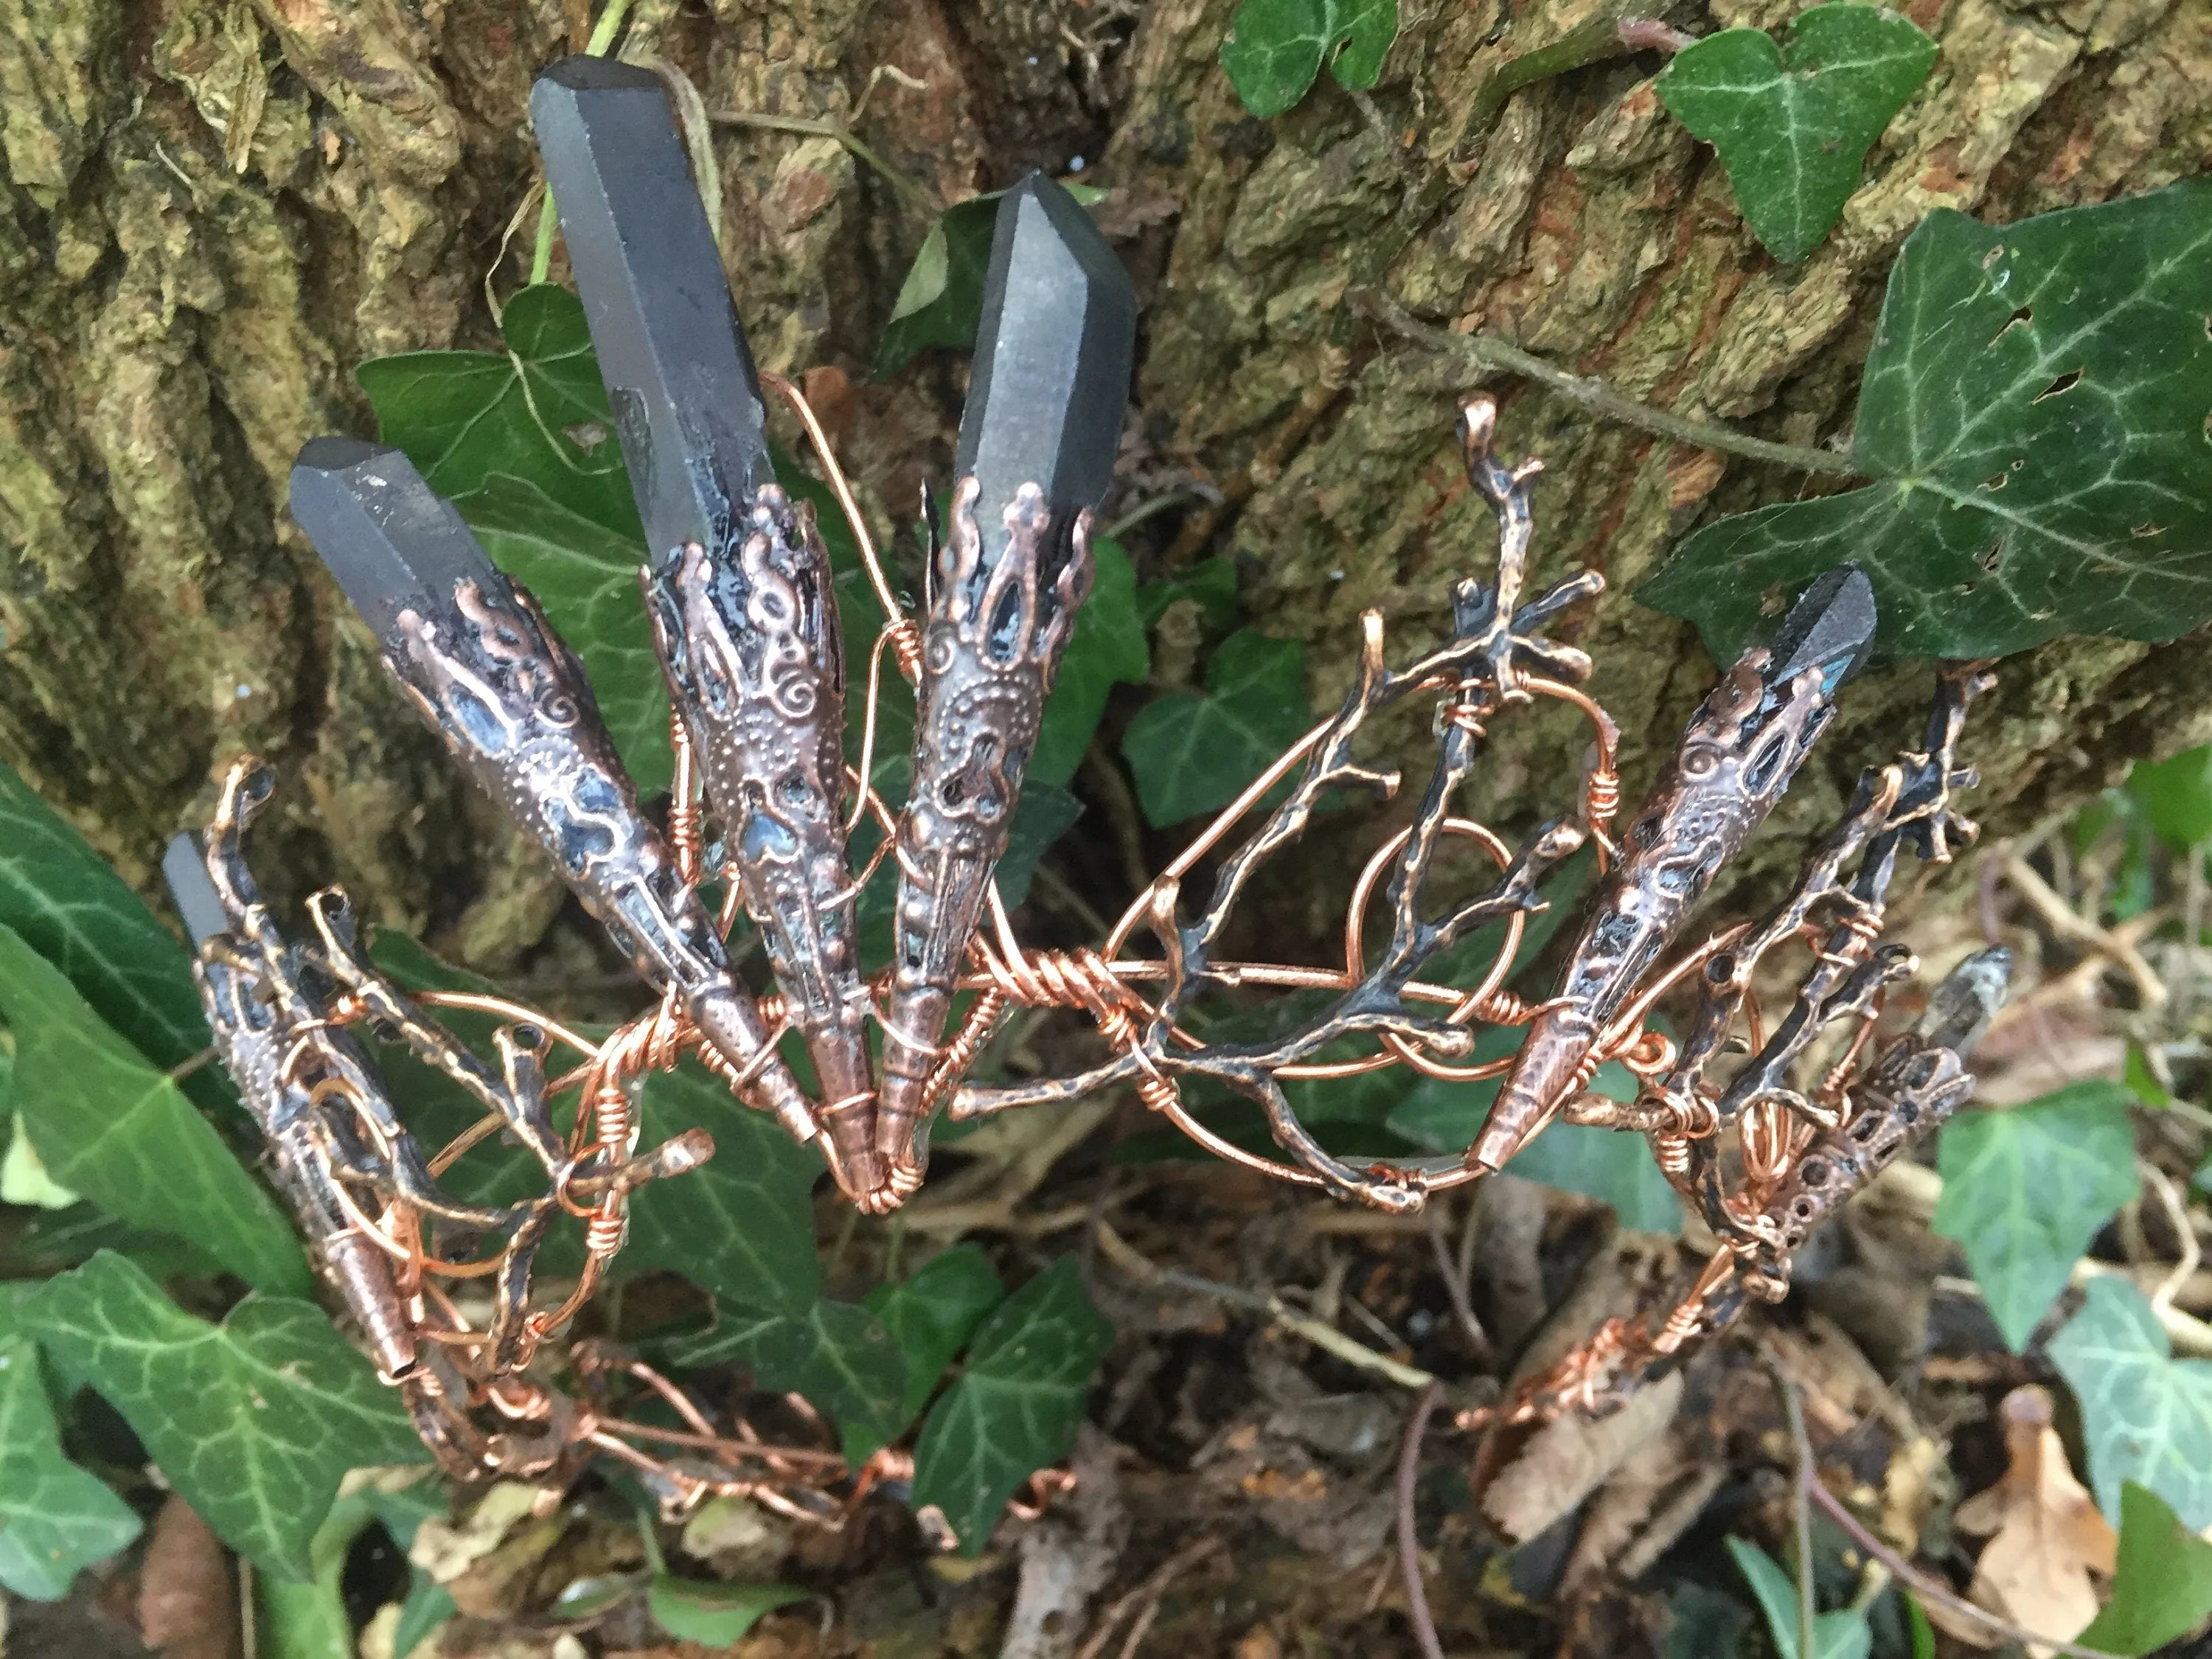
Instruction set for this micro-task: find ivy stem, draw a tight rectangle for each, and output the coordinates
[528,0,636,286]
[1357,291,1863,478]
[1767,1360,1820,1659]
[707,110,935,211]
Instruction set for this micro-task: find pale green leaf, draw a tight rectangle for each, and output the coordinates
[455,472,672,794]
[2126,745,2212,851]
[1642,179,2212,659]
[1120,629,1308,826]
[912,1258,1112,1554]
[1220,0,1399,119]
[649,1576,806,1645]
[2050,1276,2212,1530]
[2076,1481,2212,1655]
[0,924,308,1295]
[25,1252,428,1578]
[1934,1079,2138,1350]
[0,1334,142,1601]
[1726,1537,1874,1659]
[1658,4,1936,262]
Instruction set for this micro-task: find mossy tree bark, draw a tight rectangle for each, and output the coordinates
[2,0,2206,970]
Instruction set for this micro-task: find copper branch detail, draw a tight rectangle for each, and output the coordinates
[167,56,2003,1511]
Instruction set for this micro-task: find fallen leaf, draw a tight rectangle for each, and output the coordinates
[1940,1385,2115,1654]
[138,1495,237,1659]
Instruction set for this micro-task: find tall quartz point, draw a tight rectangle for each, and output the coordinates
[529,57,772,561]
[162,834,226,948]
[955,172,1138,550]
[1767,565,1877,691]
[291,438,503,642]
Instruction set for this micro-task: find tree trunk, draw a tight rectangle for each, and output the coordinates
[3,0,2207,966]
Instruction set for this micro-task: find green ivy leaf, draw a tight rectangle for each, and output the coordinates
[995,782,1084,909]
[358,284,640,539]
[1725,1537,1873,1659]
[0,1333,142,1601]
[0,925,307,1295]
[872,195,999,380]
[456,473,672,795]
[669,1298,906,1451]
[2076,1481,2212,1655]
[24,1252,427,1578]
[865,1244,1006,1431]
[1032,537,1149,788]
[0,761,228,1113]
[618,1062,825,1315]
[1390,1046,1682,1234]
[1137,557,1239,633]
[1643,179,2212,661]
[1220,0,1399,120]
[2050,1276,2212,1531]
[2126,745,2212,851]
[912,1257,1112,1555]
[649,1577,807,1645]
[1933,1079,2138,1351]
[1120,629,1308,827]
[1657,4,1936,263]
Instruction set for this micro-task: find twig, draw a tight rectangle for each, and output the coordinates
[1802,1480,2121,1659]
[1427,1211,1495,1368]
[1093,1220,1439,1388]
[1357,291,1860,478]
[2002,851,2169,1008]
[1074,1537,1224,1659]
[1765,1360,1818,1659]
[1397,1382,1448,1659]
[2137,1161,2199,1318]
[707,109,933,209]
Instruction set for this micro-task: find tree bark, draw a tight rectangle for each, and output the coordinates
[2,0,2206,966]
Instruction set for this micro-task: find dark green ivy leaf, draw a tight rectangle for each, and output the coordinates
[25,1252,428,1579]
[618,1062,825,1316]
[358,284,640,539]
[1220,0,1399,120]
[456,473,672,794]
[911,1257,1112,1555]
[1643,179,2212,660]
[2126,745,2212,851]
[0,760,229,1116]
[872,195,1001,381]
[667,1298,906,1452]
[1726,1537,1873,1659]
[0,924,308,1296]
[1657,4,1937,263]
[0,1334,142,1601]
[864,1244,1006,1433]
[1120,629,1309,827]
[1032,537,1149,788]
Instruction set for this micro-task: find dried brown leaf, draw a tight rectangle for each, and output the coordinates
[138,1495,237,1659]
[1936,1385,2115,1655]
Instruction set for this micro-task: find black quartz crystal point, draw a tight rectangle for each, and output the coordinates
[163,833,227,947]
[954,171,1137,543]
[1767,565,1877,690]
[529,56,773,558]
[292,438,500,643]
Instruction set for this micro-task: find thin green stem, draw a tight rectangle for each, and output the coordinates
[1358,291,1862,479]
[709,109,934,210]
[1768,1363,1819,1659]
[529,0,637,285]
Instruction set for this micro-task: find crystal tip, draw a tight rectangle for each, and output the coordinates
[955,170,1138,515]
[1917,945,2013,1057]
[533,54,661,97]
[161,832,227,947]
[1768,564,1877,688]
[289,437,499,641]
